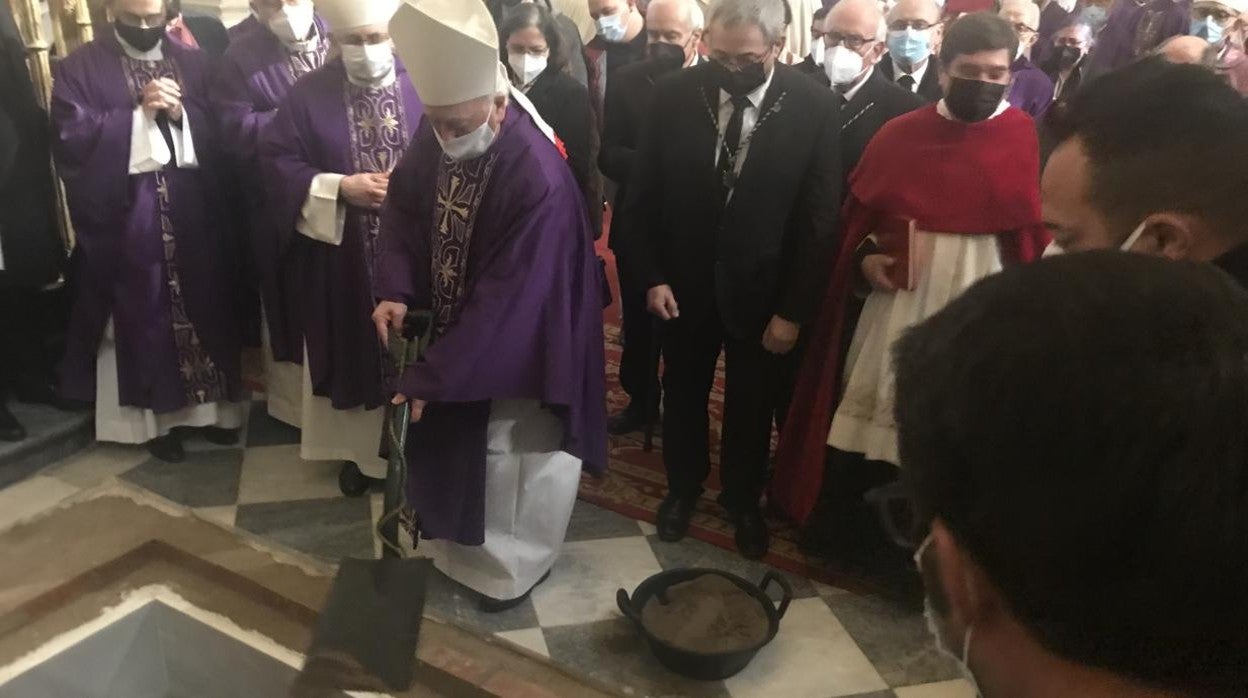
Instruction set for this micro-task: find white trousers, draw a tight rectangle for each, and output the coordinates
[424,399,583,601]
[94,319,245,444]
[298,348,387,478]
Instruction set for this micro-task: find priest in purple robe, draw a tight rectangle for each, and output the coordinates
[259,0,421,494]
[1002,0,1056,118]
[212,0,326,427]
[52,0,243,463]
[1084,0,1191,78]
[376,0,607,613]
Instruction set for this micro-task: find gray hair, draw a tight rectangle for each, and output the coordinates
[707,0,789,45]
[651,0,707,31]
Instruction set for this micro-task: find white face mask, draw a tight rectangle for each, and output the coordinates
[915,534,982,697]
[825,45,867,86]
[268,2,315,44]
[508,51,549,86]
[596,12,628,42]
[435,117,497,162]
[340,43,394,83]
[1055,0,1077,11]
[812,40,827,66]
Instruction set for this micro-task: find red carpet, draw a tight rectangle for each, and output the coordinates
[583,238,860,589]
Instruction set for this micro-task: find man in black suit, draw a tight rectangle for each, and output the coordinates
[822,0,924,177]
[796,6,831,86]
[876,0,944,102]
[621,0,841,559]
[601,0,704,435]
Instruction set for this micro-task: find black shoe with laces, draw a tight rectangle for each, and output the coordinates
[733,507,770,561]
[656,493,697,542]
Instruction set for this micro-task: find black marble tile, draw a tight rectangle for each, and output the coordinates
[542,617,732,698]
[563,498,647,543]
[645,534,820,602]
[235,496,374,560]
[421,566,540,634]
[121,449,243,508]
[823,593,961,688]
[243,402,300,448]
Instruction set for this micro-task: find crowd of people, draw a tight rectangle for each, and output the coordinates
[1,0,1246,692]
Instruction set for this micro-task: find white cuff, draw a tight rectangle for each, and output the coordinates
[170,108,198,169]
[295,173,347,245]
[128,106,170,174]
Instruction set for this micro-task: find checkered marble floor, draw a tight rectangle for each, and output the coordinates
[0,401,974,698]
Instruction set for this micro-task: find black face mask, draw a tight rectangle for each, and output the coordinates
[116,21,166,53]
[944,77,1007,122]
[648,42,687,74]
[708,58,768,97]
[1055,45,1083,70]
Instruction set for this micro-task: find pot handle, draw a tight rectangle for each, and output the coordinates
[759,571,794,621]
[616,588,641,626]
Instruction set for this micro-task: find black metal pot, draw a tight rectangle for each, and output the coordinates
[616,568,793,681]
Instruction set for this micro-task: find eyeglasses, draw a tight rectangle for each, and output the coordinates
[888,19,939,32]
[1011,22,1038,35]
[710,52,770,71]
[863,481,928,550]
[825,31,878,51]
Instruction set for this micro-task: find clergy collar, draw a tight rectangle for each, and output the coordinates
[936,97,1010,122]
[718,64,775,110]
[837,65,876,103]
[115,29,164,60]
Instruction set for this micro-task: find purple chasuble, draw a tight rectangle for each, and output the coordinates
[375,105,608,545]
[212,17,327,362]
[260,59,423,410]
[1084,0,1191,78]
[51,33,240,412]
[1008,56,1055,119]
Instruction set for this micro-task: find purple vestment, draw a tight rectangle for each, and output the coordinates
[227,14,260,42]
[375,105,608,545]
[1084,0,1191,78]
[260,59,423,410]
[51,33,241,412]
[212,17,326,362]
[1008,56,1056,118]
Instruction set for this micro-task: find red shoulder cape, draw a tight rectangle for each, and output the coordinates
[769,105,1049,524]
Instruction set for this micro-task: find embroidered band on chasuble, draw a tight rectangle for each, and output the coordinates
[430,154,499,337]
[344,80,413,282]
[121,55,229,405]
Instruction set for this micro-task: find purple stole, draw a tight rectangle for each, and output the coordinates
[120,56,228,405]
[430,154,500,337]
[344,80,413,288]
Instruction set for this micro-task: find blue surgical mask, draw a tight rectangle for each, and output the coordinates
[1079,5,1108,33]
[1191,17,1224,44]
[596,12,628,42]
[887,27,932,69]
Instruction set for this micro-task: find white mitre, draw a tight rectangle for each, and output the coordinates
[390,0,500,106]
[316,0,401,33]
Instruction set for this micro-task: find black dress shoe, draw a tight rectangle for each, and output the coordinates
[146,433,185,463]
[607,404,658,436]
[0,402,27,442]
[338,461,382,498]
[733,508,770,560]
[201,426,240,446]
[656,494,697,542]
[479,571,551,613]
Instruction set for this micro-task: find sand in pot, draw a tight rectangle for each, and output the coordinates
[640,575,770,654]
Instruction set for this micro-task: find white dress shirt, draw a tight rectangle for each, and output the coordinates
[120,32,197,175]
[714,66,776,173]
[890,54,930,93]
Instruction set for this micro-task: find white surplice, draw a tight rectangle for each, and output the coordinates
[422,399,583,602]
[297,347,387,478]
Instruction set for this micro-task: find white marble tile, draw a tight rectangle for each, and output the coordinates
[495,628,550,659]
[637,520,658,536]
[531,537,663,628]
[0,476,80,531]
[195,505,238,528]
[724,597,889,698]
[894,679,977,698]
[44,444,149,489]
[812,579,849,597]
[235,445,343,504]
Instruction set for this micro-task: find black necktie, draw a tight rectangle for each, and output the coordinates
[717,94,752,198]
[898,74,917,92]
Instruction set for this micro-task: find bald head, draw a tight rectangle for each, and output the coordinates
[1157,35,1219,66]
[999,0,1040,29]
[647,0,705,29]
[887,0,940,27]
[828,0,886,41]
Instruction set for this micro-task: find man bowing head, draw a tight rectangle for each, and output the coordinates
[373,0,608,613]
[260,0,422,495]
